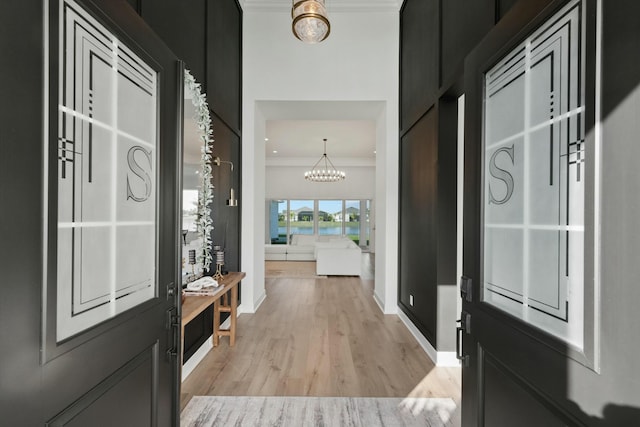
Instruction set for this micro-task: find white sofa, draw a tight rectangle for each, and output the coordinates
[288,234,317,261]
[264,244,288,260]
[315,239,362,276]
[265,234,362,276]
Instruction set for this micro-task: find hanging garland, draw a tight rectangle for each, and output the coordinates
[184,69,214,271]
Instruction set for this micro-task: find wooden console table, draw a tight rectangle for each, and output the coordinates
[181,272,245,362]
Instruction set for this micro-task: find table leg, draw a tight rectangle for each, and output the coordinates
[213,299,220,347]
[230,285,237,346]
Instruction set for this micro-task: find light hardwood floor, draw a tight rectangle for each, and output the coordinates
[180,259,461,412]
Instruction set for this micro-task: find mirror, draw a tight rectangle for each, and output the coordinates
[182,70,214,284]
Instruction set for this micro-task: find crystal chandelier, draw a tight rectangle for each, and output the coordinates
[291,0,330,44]
[304,139,345,182]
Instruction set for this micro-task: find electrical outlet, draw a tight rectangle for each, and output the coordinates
[409,294,414,306]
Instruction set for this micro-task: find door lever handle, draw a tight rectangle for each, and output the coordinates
[165,307,180,362]
[456,315,470,367]
[456,325,463,360]
[455,327,469,367]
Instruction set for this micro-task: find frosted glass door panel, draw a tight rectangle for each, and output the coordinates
[56,0,158,340]
[482,0,585,348]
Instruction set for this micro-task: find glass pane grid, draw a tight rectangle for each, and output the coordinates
[481,0,585,349]
[56,0,157,340]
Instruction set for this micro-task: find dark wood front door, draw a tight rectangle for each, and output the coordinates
[459,0,615,425]
[0,0,181,425]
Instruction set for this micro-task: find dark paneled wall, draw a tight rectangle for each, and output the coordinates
[0,1,45,424]
[130,0,242,360]
[399,0,439,133]
[125,0,140,14]
[208,0,243,134]
[210,116,241,274]
[399,0,512,350]
[399,108,438,343]
[435,98,458,287]
[138,0,207,85]
[131,0,242,277]
[497,0,520,18]
[135,0,244,131]
[129,0,244,134]
[183,306,213,362]
[440,0,494,84]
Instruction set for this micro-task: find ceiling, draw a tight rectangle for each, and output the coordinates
[186,100,382,164]
[260,100,384,161]
[266,119,376,159]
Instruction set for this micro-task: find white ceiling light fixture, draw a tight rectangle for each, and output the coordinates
[304,138,345,182]
[291,0,330,44]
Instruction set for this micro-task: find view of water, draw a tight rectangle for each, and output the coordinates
[279,226,361,236]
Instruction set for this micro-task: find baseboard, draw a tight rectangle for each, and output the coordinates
[253,291,267,312]
[182,336,213,381]
[182,302,246,381]
[238,290,266,315]
[397,309,460,367]
[182,310,241,381]
[373,291,385,313]
[435,351,460,367]
[373,291,398,315]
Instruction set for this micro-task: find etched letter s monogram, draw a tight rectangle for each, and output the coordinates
[126,146,152,202]
[488,145,515,205]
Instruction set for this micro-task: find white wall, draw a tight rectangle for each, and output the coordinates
[265,163,375,200]
[374,104,397,313]
[242,5,399,313]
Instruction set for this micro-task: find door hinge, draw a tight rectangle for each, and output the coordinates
[165,307,179,330]
[460,276,473,302]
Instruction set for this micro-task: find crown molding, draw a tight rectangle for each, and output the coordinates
[239,0,402,13]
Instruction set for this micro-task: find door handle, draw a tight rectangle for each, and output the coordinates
[456,316,470,367]
[460,276,472,302]
[456,324,463,360]
[455,326,469,367]
[165,307,180,361]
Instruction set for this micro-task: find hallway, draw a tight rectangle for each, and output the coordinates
[180,261,461,420]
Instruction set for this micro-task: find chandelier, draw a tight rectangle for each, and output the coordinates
[304,139,345,182]
[291,0,330,44]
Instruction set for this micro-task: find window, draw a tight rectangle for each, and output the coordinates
[289,200,315,235]
[318,200,342,236]
[345,200,361,245]
[268,200,288,244]
[267,199,372,250]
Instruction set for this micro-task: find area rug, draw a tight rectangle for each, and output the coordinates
[180,396,457,427]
